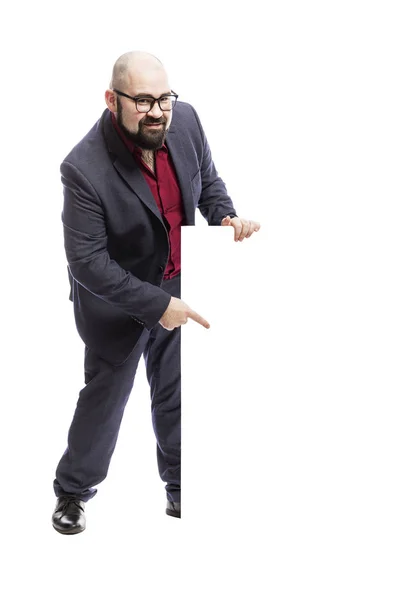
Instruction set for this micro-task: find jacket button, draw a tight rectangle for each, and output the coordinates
[159,265,164,272]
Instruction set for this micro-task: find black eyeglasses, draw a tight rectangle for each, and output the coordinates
[113,89,179,113]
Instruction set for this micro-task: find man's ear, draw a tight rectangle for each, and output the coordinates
[105,89,117,112]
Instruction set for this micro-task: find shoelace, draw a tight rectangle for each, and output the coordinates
[58,497,84,516]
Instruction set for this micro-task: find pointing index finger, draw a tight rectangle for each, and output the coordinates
[188,309,210,329]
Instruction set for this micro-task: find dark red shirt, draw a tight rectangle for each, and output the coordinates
[111,112,185,279]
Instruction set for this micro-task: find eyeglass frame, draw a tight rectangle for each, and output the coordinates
[112,89,179,112]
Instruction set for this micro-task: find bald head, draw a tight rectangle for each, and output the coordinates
[110,51,165,90]
[105,51,174,151]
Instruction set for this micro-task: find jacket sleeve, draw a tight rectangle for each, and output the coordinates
[190,106,238,226]
[61,160,171,330]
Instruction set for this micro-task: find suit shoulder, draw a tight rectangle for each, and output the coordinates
[174,100,195,113]
[171,101,205,138]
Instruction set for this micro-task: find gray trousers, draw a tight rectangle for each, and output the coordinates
[54,273,181,503]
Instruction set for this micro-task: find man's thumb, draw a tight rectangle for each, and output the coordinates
[221,216,231,226]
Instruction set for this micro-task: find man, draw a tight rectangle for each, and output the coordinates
[52,51,261,534]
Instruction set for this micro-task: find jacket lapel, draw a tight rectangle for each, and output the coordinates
[102,110,163,223]
[165,126,196,225]
[114,157,164,222]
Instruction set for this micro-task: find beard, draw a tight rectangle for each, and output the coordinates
[116,96,168,150]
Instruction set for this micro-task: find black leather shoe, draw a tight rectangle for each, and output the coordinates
[52,496,86,534]
[166,500,181,518]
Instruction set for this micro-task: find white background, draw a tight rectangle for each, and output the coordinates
[1,1,400,598]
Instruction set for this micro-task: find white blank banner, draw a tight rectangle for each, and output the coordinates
[180,225,400,599]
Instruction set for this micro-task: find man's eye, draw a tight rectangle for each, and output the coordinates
[137,98,151,105]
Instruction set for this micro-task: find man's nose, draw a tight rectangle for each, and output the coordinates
[148,101,163,118]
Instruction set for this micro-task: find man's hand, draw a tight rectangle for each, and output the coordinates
[159,296,211,331]
[221,216,261,241]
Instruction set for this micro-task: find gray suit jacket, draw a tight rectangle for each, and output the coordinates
[61,102,237,365]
